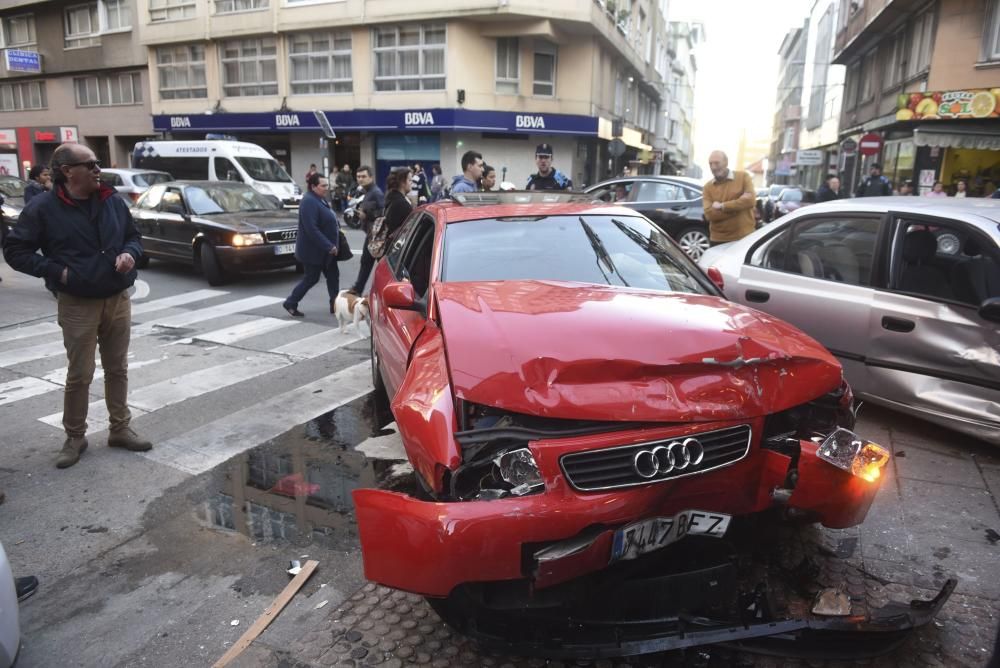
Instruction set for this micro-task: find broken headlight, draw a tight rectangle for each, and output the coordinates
[762,379,856,449]
[495,448,544,495]
[817,428,890,482]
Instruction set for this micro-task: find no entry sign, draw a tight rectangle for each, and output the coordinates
[859,133,882,156]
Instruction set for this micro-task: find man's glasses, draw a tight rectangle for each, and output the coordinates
[66,160,101,170]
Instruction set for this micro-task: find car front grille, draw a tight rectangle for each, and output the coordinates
[560,424,752,491]
[264,230,297,243]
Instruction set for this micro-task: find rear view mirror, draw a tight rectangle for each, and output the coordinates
[382,281,421,312]
[979,297,1000,323]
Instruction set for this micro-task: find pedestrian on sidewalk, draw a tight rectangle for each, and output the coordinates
[854,163,892,197]
[24,165,51,204]
[702,150,756,246]
[479,164,497,191]
[333,163,354,213]
[925,181,948,198]
[816,174,843,202]
[451,151,484,194]
[2,142,152,468]
[346,166,385,297]
[526,143,573,190]
[429,164,446,201]
[283,173,340,317]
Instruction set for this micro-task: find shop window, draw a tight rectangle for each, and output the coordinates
[373,23,445,92]
[215,0,268,13]
[1,14,36,47]
[74,72,142,107]
[64,3,99,48]
[906,9,934,78]
[150,0,196,22]
[495,37,519,95]
[221,37,278,97]
[289,31,352,95]
[157,44,207,100]
[983,0,1000,62]
[533,41,557,97]
[0,81,46,111]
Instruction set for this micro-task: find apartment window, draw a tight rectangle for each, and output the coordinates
[64,3,99,48]
[215,0,268,14]
[495,37,519,94]
[289,31,352,94]
[614,72,623,116]
[906,9,934,78]
[150,0,196,22]
[859,50,875,102]
[2,14,36,47]
[157,44,207,99]
[984,0,1000,61]
[221,37,278,96]
[75,72,142,106]
[373,24,445,91]
[533,40,556,96]
[104,0,131,30]
[882,30,904,90]
[0,81,45,111]
[844,59,860,108]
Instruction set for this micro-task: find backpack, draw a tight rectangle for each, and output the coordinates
[366,214,390,259]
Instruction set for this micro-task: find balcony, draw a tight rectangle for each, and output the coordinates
[833,0,925,64]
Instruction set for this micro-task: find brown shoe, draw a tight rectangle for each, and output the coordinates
[56,437,88,468]
[108,427,152,452]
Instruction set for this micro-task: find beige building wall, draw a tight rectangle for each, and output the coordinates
[927,0,1000,90]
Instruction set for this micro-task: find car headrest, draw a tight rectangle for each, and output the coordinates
[902,230,937,262]
[963,236,983,257]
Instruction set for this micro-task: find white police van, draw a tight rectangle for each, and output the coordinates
[132,140,302,207]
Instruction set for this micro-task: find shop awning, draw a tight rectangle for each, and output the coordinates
[913,123,1000,150]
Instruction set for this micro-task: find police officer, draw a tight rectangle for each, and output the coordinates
[526,143,573,190]
[854,163,892,197]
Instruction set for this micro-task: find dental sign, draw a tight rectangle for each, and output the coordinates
[4,49,41,73]
[155,110,599,135]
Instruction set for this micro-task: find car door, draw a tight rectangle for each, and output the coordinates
[735,213,886,394]
[629,180,689,237]
[378,214,436,399]
[131,184,167,256]
[154,186,195,260]
[866,213,1000,434]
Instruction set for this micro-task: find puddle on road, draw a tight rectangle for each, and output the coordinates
[190,392,406,551]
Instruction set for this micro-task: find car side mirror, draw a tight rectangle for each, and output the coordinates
[382,281,423,313]
[979,297,1000,323]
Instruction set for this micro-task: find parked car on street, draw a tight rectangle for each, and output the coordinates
[763,183,793,222]
[99,168,173,204]
[699,197,1000,446]
[131,181,301,285]
[772,187,818,219]
[351,191,951,658]
[583,176,709,260]
[0,175,27,237]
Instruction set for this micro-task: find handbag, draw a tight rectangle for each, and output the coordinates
[336,230,353,261]
[366,214,390,259]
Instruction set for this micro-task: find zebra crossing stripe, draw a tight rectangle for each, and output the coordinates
[132,295,284,336]
[0,376,63,407]
[271,329,363,359]
[0,322,61,345]
[177,317,299,346]
[143,362,372,475]
[130,289,228,316]
[37,353,292,434]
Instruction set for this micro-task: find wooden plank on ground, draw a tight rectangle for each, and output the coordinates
[212,559,319,668]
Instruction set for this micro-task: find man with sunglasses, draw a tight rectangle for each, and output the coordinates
[3,143,151,468]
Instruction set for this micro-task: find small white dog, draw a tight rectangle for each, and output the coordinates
[334,290,371,335]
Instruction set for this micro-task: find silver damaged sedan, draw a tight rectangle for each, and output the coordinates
[699,197,1000,446]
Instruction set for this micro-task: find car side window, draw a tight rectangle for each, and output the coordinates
[633,181,681,202]
[100,173,123,187]
[398,218,435,299]
[157,187,186,214]
[891,220,1000,306]
[139,185,166,210]
[214,158,241,182]
[750,217,880,286]
[386,211,423,276]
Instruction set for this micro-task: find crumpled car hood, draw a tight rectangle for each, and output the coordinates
[436,281,842,422]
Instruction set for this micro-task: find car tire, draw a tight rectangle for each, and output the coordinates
[199,242,228,286]
[677,226,710,261]
[136,255,150,269]
[370,333,393,428]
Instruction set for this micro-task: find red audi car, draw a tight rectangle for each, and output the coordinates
[353,192,949,657]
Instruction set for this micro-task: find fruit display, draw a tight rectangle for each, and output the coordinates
[897,88,1000,121]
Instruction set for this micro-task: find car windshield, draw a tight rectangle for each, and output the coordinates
[442,215,714,294]
[134,172,173,187]
[235,157,292,183]
[0,177,26,198]
[780,189,803,202]
[184,184,280,215]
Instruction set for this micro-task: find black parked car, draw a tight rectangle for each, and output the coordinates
[584,176,709,260]
[131,181,300,285]
[762,184,794,222]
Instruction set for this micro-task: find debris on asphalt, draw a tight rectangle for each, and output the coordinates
[314,600,328,610]
[287,560,302,576]
[230,620,239,627]
[986,529,999,545]
[812,588,852,616]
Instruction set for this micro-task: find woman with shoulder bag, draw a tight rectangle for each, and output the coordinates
[364,167,414,270]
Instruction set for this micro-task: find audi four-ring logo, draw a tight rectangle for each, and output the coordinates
[632,438,705,478]
[281,230,296,240]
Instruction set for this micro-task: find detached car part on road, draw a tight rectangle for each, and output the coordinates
[131,181,301,285]
[353,192,954,659]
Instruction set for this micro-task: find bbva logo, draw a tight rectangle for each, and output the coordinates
[404,112,435,125]
[170,117,192,128]
[275,114,301,127]
[515,115,546,129]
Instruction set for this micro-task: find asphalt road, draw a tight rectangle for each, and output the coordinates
[1,227,998,667]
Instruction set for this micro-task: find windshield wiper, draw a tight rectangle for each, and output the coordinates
[578,217,629,287]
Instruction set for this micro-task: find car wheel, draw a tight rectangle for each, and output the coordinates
[136,255,150,269]
[199,242,228,286]
[370,333,392,428]
[677,226,710,261]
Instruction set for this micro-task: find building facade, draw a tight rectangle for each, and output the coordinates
[834,0,1000,196]
[768,23,807,185]
[663,20,702,177]
[136,0,672,188]
[0,0,154,177]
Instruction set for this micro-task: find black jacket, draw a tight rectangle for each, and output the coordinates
[816,185,843,202]
[855,175,892,197]
[360,184,385,234]
[3,184,143,298]
[23,181,45,203]
[383,189,413,237]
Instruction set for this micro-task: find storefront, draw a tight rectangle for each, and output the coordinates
[0,126,80,179]
[151,109,602,189]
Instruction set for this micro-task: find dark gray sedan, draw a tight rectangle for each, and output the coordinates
[132,181,300,285]
[699,197,1000,446]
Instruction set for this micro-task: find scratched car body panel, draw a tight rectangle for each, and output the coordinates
[353,193,892,610]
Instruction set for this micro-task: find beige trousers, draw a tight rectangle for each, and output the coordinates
[57,290,132,438]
